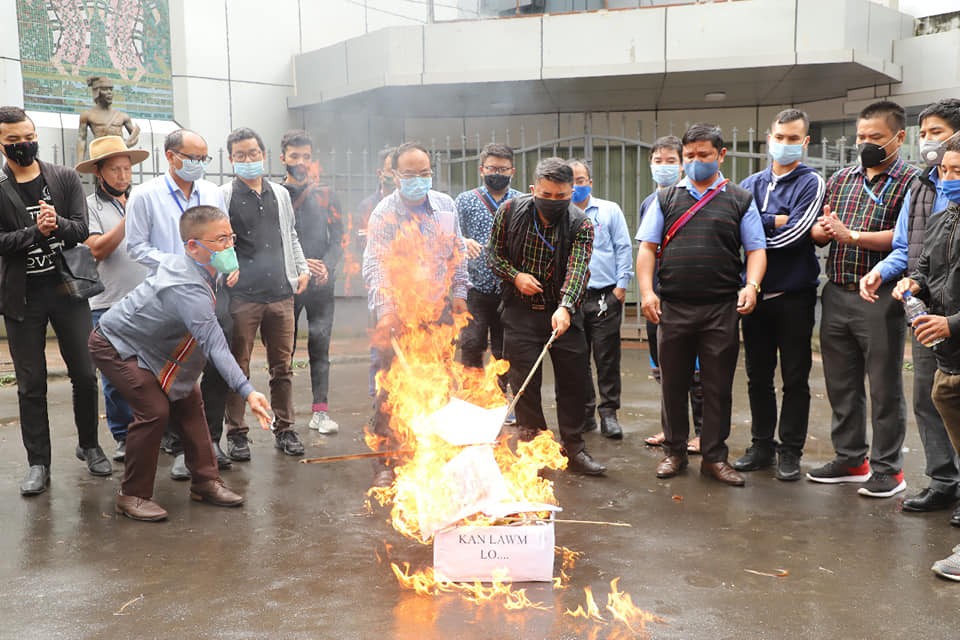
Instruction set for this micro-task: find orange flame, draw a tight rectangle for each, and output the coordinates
[368,218,660,637]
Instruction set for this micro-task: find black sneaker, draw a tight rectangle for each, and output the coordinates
[775,450,801,482]
[806,458,871,484]
[857,470,906,498]
[275,430,305,456]
[227,434,251,462]
[732,445,775,472]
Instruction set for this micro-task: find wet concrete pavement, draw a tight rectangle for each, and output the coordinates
[0,300,958,639]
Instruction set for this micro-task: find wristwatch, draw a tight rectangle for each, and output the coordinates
[747,280,761,294]
[850,230,861,246]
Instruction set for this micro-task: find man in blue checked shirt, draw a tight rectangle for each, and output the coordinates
[569,159,633,439]
[455,143,523,382]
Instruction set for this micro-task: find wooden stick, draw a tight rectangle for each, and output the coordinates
[300,449,412,464]
[504,329,558,417]
[496,517,632,527]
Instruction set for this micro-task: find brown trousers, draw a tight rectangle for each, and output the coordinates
[88,330,218,498]
[224,297,295,435]
[932,369,960,455]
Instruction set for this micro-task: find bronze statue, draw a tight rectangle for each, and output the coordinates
[76,76,141,161]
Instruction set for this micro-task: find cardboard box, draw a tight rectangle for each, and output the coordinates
[433,503,560,583]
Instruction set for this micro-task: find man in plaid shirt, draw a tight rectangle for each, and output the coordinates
[808,100,920,497]
[362,142,469,488]
[489,157,606,476]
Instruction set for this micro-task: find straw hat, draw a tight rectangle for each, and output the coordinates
[75,136,149,174]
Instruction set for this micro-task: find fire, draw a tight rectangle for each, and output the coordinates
[366,217,661,636]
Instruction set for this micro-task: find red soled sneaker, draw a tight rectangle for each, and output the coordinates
[806,458,872,484]
[857,470,907,498]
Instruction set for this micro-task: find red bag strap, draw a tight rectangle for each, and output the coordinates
[656,179,730,259]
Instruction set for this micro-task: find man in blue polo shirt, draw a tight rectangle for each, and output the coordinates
[637,123,767,487]
[569,159,633,439]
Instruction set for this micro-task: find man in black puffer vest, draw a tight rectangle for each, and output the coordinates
[489,157,606,476]
[638,123,767,487]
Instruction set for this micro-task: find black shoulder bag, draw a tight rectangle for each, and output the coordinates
[0,172,104,300]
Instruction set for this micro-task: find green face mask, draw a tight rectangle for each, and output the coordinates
[194,241,239,274]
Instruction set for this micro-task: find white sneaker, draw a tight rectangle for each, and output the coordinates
[309,411,339,434]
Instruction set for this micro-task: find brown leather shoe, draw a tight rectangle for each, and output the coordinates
[115,492,168,521]
[701,460,746,486]
[190,479,244,507]
[656,454,688,478]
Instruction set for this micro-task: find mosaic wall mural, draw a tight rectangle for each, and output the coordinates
[16,0,173,119]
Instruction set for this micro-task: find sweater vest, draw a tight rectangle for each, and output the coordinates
[657,184,752,304]
[907,173,938,274]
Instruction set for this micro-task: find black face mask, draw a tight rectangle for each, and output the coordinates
[99,177,129,198]
[484,173,511,192]
[3,141,39,167]
[286,164,309,182]
[858,134,900,169]
[535,197,570,224]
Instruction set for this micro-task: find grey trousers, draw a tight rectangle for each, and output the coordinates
[912,335,960,495]
[820,282,906,474]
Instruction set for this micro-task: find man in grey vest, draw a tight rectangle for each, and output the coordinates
[861,98,960,518]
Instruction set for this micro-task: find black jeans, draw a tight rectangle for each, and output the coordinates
[741,288,816,455]
[501,300,589,456]
[459,288,505,368]
[582,288,622,419]
[658,299,740,463]
[294,284,336,409]
[4,279,99,467]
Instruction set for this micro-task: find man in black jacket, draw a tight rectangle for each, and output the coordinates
[0,106,110,496]
[489,157,605,476]
[894,139,960,578]
[280,130,345,435]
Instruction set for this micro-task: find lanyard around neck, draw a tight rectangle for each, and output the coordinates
[533,216,555,252]
[167,176,198,214]
[862,175,893,206]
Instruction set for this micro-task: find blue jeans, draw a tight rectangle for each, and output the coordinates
[91,308,130,442]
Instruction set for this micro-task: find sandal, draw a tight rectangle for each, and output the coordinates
[644,432,666,447]
[687,436,701,455]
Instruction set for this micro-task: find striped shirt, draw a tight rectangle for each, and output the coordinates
[489,198,594,308]
[824,156,919,285]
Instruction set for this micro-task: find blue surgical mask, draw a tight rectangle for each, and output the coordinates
[650,164,680,187]
[768,141,804,165]
[175,158,205,182]
[572,184,592,202]
[938,178,960,204]
[683,160,719,183]
[399,176,431,200]
[234,160,264,180]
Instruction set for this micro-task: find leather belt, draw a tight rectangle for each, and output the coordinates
[587,285,616,295]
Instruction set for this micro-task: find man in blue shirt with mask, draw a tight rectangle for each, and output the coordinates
[733,109,825,482]
[863,99,960,517]
[569,159,633,439]
[637,123,767,487]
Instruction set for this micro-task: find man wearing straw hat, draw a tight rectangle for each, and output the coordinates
[76,135,150,463]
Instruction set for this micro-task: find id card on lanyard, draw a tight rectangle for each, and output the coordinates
[166,175,200,214]
[861,175,892,207]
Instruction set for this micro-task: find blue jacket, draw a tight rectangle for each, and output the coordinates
[740,164,824,293]
[99,254,254,401]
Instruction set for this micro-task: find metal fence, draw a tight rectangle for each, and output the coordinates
[44,119,862,306]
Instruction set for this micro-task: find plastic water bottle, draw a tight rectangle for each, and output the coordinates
[902,291,945,347]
